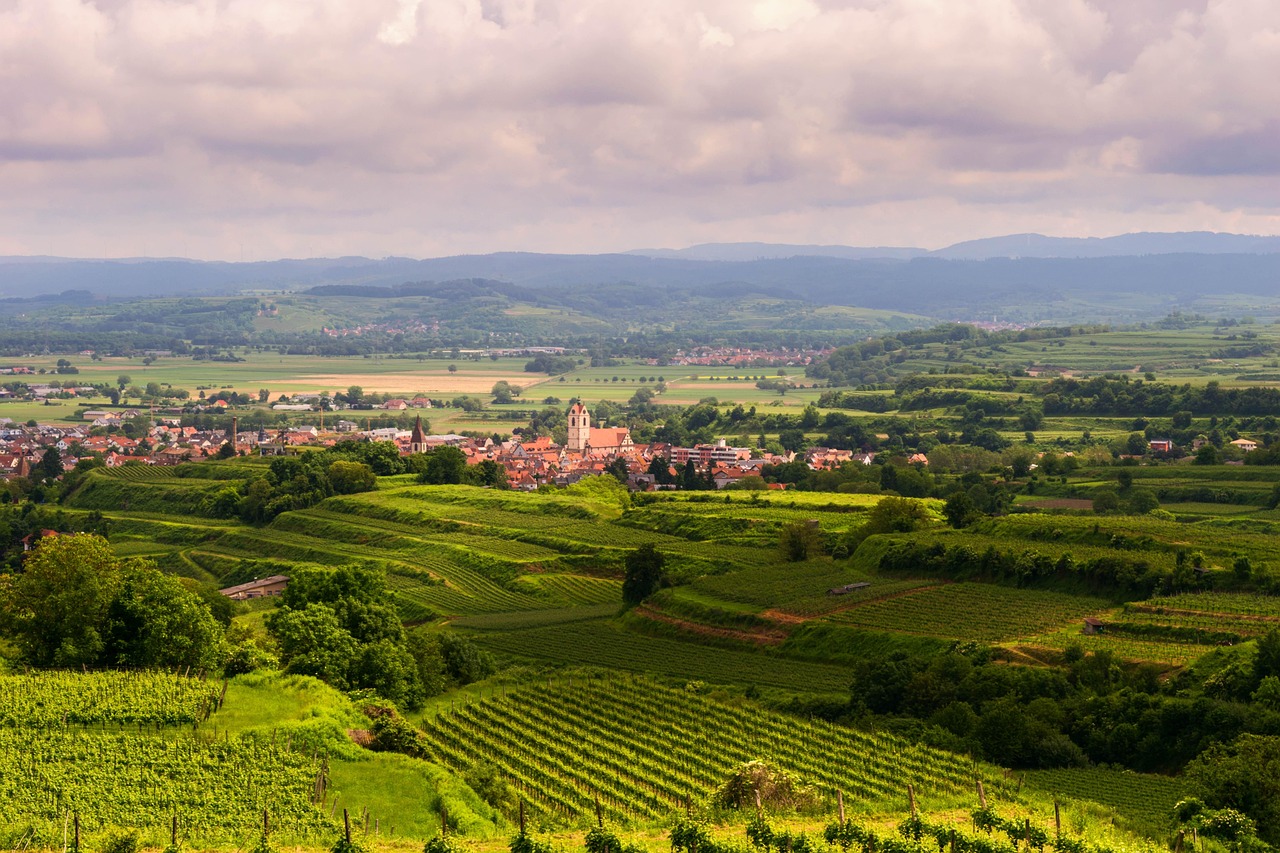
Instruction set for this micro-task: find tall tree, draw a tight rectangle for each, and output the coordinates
[622,544,666,605]
[7,534,121,667]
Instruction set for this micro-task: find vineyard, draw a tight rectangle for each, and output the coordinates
[0,671,333,847]
[417,677,1007,825]
[0,731,333,845]
[466,621,854,693]
[1023,768,1188,836]
[1014,627,1216,666]
[824,585,1113,643]
[0,671,220,728]
[1139,591,1280,617]
[1009,590,1280,663]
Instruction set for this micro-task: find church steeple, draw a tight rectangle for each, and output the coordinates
[566,402,590,452]
[410,414,427,454]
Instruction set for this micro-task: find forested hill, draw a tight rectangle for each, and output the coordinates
[6,244,1280,324]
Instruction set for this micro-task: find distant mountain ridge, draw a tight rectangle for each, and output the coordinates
[3,232,1280,324]
[624,242,925,261]
[929,231,1280,260]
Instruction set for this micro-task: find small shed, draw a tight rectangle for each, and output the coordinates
[828,582,871,596]
[219,575,290,601]
[1082,617,1104,635]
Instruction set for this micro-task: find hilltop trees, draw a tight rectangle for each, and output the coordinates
[2,534,223,670]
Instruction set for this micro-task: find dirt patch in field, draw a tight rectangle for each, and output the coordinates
[1020,498,1095,510]
[634,604,790,646]
[759,609,808,625]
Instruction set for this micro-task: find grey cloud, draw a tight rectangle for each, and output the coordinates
[1,0,1279,260]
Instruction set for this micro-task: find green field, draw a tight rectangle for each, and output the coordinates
[418,677,1004,824]
[824,584,1113,642]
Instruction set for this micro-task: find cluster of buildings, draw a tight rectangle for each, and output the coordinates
[655,347,833,367]
[420,404,792,491]
[0,404,868,492]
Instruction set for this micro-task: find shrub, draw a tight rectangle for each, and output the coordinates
[712,761,817,812]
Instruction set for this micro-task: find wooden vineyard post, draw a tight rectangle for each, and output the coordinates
[837,790,845,824]
[908,784,917,818]
[441,805,448,837]
[950,830,957,853]
[519,800,526,836]
[595,794,604,828]
[977,780,987,809]
[73,814,80,853]
[344,809,352,845]
[1024,819,1031,848]
[754,789,762,818]
[1175,831,1185,853]
[1054,801,1060,838]
[172,814,178,848]
[264,809,270,838]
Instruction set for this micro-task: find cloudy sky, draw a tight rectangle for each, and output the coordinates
[3,0,1279,260]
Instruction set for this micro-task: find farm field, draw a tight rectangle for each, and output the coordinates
[75,460,1280,676]
[822,584,1113,643]
[0,671,340,847]
[417,677,1006,824]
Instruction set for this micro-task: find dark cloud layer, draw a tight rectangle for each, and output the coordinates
[1,0,1278,259]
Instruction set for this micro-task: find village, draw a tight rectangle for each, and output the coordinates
[0,401,872,492]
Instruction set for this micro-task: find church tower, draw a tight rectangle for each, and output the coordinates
[567,402,590,452]
[409,414,427,455]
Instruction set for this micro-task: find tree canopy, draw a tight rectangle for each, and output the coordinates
[2,534,223,670]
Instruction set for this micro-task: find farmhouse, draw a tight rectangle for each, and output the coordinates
[1231,438,1259,452]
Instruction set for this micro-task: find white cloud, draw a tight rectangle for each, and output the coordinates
[379,0,423,45]
[0,0,1278,259]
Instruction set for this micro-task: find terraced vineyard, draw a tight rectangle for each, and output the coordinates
[0,671,332,844]
[691,563,937,618]
[465,621,853,692]
[1141,591,1280,617]
[418,677,1003,824]
[1016,628,1215,666]
[78,475,802,619]
[825,584,1113,642]
[451,603,619,631]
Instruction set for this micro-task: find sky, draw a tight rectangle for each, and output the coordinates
[2,0,1279,260]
